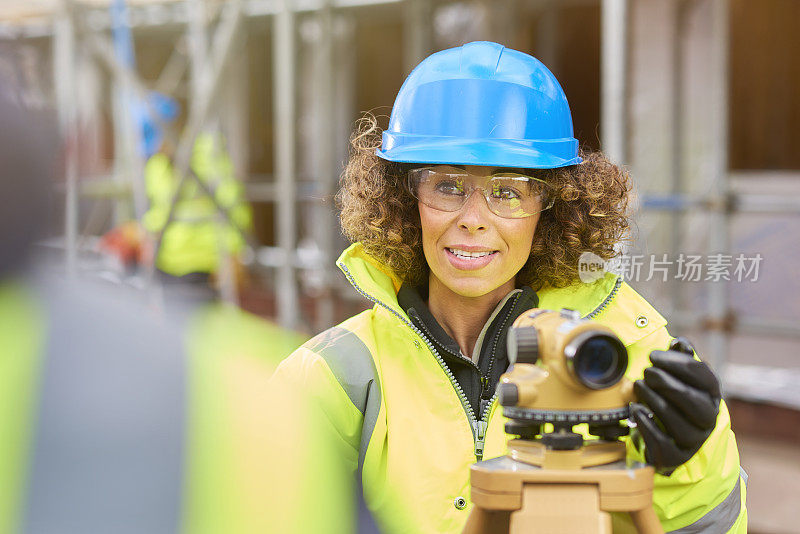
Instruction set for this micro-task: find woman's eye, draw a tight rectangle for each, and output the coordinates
[434,180,464,195]
[492,186,521,200]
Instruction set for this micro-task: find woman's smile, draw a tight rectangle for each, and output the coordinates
[444,246,499,270]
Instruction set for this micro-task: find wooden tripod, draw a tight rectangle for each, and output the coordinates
[463,440,663,534]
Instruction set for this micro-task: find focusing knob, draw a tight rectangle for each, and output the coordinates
[509,326,539,364]
[498,383,519,407]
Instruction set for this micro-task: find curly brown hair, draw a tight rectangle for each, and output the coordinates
[337,113,633,291]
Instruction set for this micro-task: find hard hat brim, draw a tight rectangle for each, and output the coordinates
[376,136,582,169]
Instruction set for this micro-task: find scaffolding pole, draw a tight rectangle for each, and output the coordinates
[273,0,299,329]
[671,315,800,341]
[403,0,432,75]
[707,0,731,372]
[110,0,148,223]
[640,191,800,215]
[188,0,209,105]
[601,0,629,165]
[310,0,336,331]
[53,0,79,277]
[535,1,559,73]
[667,0,690,316]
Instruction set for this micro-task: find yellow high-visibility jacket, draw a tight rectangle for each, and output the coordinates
[272,243,747,533]
[142,134,252,277]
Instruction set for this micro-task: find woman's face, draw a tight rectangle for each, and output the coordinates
[418,165,541,299]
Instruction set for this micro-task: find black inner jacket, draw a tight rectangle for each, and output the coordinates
[397,283,538,420]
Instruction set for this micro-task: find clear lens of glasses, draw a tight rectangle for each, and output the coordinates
[408,167,554,219]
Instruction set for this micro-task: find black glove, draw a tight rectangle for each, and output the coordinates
[630,337,721,472]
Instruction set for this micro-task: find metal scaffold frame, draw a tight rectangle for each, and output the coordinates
[272,0,298,327]
[601,0,800,400]
[51,0,256,306]
[21,0,407,329]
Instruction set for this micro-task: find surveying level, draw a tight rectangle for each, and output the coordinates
[463,309,663,534]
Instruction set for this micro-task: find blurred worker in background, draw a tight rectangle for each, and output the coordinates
[100,101,253,300]
[142,132,253,284]
[0,83,354,534]
[272,42,747,533]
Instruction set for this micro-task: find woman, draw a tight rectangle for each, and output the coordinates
[273,42,746,533]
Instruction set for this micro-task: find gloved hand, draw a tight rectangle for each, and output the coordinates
[630,337,721,473]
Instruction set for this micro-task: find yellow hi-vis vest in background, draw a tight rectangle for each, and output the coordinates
[272,242,748,534]
[142,133,252,277]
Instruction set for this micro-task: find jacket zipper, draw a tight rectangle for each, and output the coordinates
[474,291,523,457]
[413,303,504,425]
[584,276,623,319]
[338,263,483,458]
[338,263,623,461]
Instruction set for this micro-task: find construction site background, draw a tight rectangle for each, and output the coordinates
[0,1,798,532]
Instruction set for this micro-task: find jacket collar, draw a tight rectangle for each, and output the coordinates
[337,242,621,320]
[337,243,407,317]
[537,272,622,319]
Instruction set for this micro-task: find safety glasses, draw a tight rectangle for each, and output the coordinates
[408,166,555,219]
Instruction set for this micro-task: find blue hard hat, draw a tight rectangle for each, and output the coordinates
[140,91,180,158]
[377,41,581,169]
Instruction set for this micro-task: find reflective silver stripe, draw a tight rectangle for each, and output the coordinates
[668,476,743,534]
[309,327,381,472]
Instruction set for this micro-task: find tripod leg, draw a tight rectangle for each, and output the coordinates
[629,507,664,534]
[509,484,611,534]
